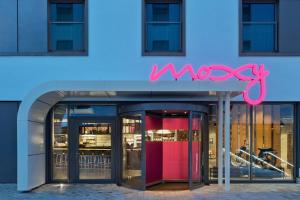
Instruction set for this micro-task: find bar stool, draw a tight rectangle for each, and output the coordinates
[62,153,68,168]
[104,156,111,169]
[94,155,101,168]
[55,153,61,168]
[79,155,84,168]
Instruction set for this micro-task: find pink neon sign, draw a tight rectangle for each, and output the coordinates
[149,64,270,106]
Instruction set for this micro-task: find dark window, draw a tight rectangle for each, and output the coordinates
[56,40,73,51]
[242,1,277,52]
[144,0,184,54]
[49,1,85,52]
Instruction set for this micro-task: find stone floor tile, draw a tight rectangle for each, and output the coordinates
[0,184,299,200]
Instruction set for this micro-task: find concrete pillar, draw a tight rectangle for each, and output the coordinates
[218,95,224,185]
[224,92,231,191]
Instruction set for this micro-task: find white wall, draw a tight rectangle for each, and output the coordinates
[0,0,299,102]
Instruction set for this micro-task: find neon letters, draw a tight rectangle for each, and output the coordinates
[149,64,270,106]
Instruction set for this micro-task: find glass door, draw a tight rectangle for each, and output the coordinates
[121,112,145,190]
[69,118,115,183]
[189,112,205,189]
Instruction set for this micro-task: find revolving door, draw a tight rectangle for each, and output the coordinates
[120,103,209,190]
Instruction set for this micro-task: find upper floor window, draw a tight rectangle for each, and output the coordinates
[144,0,184,55]
[242,0,277,53]
[49,0,86,52]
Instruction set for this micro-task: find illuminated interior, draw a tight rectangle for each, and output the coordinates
[209,104,294,181]
[121,109,203,190]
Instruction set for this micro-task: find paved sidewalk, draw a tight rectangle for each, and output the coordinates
[0,183,299,200]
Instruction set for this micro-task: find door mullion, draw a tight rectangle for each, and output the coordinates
[188,111,193,189]
[69,119,79,183]
[111,119,116,181]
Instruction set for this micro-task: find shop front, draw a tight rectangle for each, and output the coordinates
[49,101,296,191]
[50,103,208,190]
[17,80,244,192]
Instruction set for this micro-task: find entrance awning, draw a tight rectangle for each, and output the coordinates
[58,80,246,101]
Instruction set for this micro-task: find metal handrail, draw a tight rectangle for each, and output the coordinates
[223,148,261,168]
[265,152,294,168]
[229,151,261,168]
[239,149,289,177]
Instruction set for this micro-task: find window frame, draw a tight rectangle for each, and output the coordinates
[239,0,279,56]
[142,0,186,56]
[48,0,88,55]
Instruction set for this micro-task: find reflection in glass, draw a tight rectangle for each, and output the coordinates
[146,3,180,22]
[243,3,275,22]
[192,113,203,186]
[78,122,112,180]
[50,2,84,51]
[243,24,275,52]
[242,2,276,52]
[69,105,117,116]
[208,105,217,180]
[122,115,142,188]
[145,2,181,52]
[51,3,84,22]
[50,24,84,51]
[52,105,69,180]
[146,24,180,52]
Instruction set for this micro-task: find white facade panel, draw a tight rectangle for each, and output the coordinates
[27,154,45,190]
[28,101,51,123]
[0,0,297,101]
[28,121,45,156]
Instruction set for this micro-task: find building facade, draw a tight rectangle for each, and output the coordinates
[0,0,299,192]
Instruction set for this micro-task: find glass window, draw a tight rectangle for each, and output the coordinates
[242,2,277,52]
[230,104,251,180]
[69,105,117,117]
[243,3,275,22]
[144,0,183,53]
[252,104,294,180]
[208,103,295,181]
[49,1,85,52]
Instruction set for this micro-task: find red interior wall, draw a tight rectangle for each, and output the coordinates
[163,118,189,180]
[146,141,163,184]
[163,118,188,130]
[146,116,189,131]
[146,142,201,182]
[145,116,162,130]
[163,141,188,180]
[146,116,192,183]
